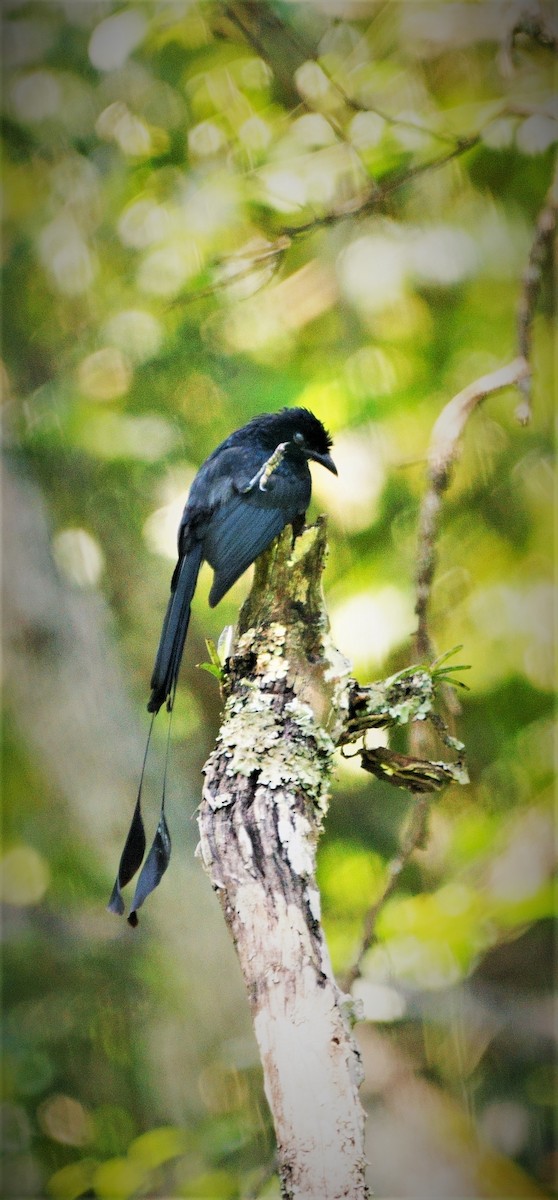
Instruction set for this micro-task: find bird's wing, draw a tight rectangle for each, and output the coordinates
[186,445,250,516]
[176,439,310,609]
[204,483,305,608]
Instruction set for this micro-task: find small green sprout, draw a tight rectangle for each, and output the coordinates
[430,645,471,690]
[197,638,225,682]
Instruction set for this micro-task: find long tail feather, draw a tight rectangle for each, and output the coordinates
[127,810,171,926]
[128,699,174,926]
[148,543,203,713]
[107,714,154,915]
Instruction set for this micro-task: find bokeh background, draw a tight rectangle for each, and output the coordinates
[1,2,555,1197]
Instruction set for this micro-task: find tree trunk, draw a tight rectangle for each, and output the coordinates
[197,521,368,1199]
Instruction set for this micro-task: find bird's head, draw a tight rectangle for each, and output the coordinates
[274,407,337,475]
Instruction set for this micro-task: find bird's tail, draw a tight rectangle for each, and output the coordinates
[148,543,203,713]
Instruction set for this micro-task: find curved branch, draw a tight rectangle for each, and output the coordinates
[414,357,530,662]
[516,160,558,423]
[342,348,530,994]
[341,795,431,994]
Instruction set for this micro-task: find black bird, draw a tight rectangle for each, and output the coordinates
[109,407,336,924]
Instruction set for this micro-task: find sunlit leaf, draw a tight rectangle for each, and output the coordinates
[47,1159,97,1200]
[93,1156,146,1200]
[128,1124,191,1167]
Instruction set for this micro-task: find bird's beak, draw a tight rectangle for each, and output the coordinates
[307,450,338,476]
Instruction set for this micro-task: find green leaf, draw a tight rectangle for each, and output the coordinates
[430,645,464,668]
[47,1160,97,1200]
[93,1157,146,1200]
[128,1125,191,1168]
[179,1169,239,1197]
[198,661,224,679]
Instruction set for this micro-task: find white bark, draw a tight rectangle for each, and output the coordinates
[197,523,368,1199]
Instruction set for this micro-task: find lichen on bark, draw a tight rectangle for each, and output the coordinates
[196,517,467,1198]
[197,520,368,1199]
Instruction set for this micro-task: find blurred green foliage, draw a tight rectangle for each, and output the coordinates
[1,2,555,1197]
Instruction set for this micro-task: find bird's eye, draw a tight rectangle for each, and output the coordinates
[293,431,305,446]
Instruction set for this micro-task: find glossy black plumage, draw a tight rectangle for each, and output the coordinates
[108,407,336,924]
[148,407,336,713]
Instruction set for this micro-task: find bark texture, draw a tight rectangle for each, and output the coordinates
[197,520,368,1200]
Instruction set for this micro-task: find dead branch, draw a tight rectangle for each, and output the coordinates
[341,351,530,994]
[197,522,368,1200]
[341,796,431,994]
[516,160,558,423]
[414,357,531,663]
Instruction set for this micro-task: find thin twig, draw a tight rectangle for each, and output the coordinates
[515,159,558,424]
[224,0,480,239]
[341,796,431,993]
[224,0,377,195]
[414,357,531,663]
[342,277,530,1003]
[170,135,480,311]
[346,179,555,985]
[226,0,460,147]
[170,238,290,309]
[281,136,480,237]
